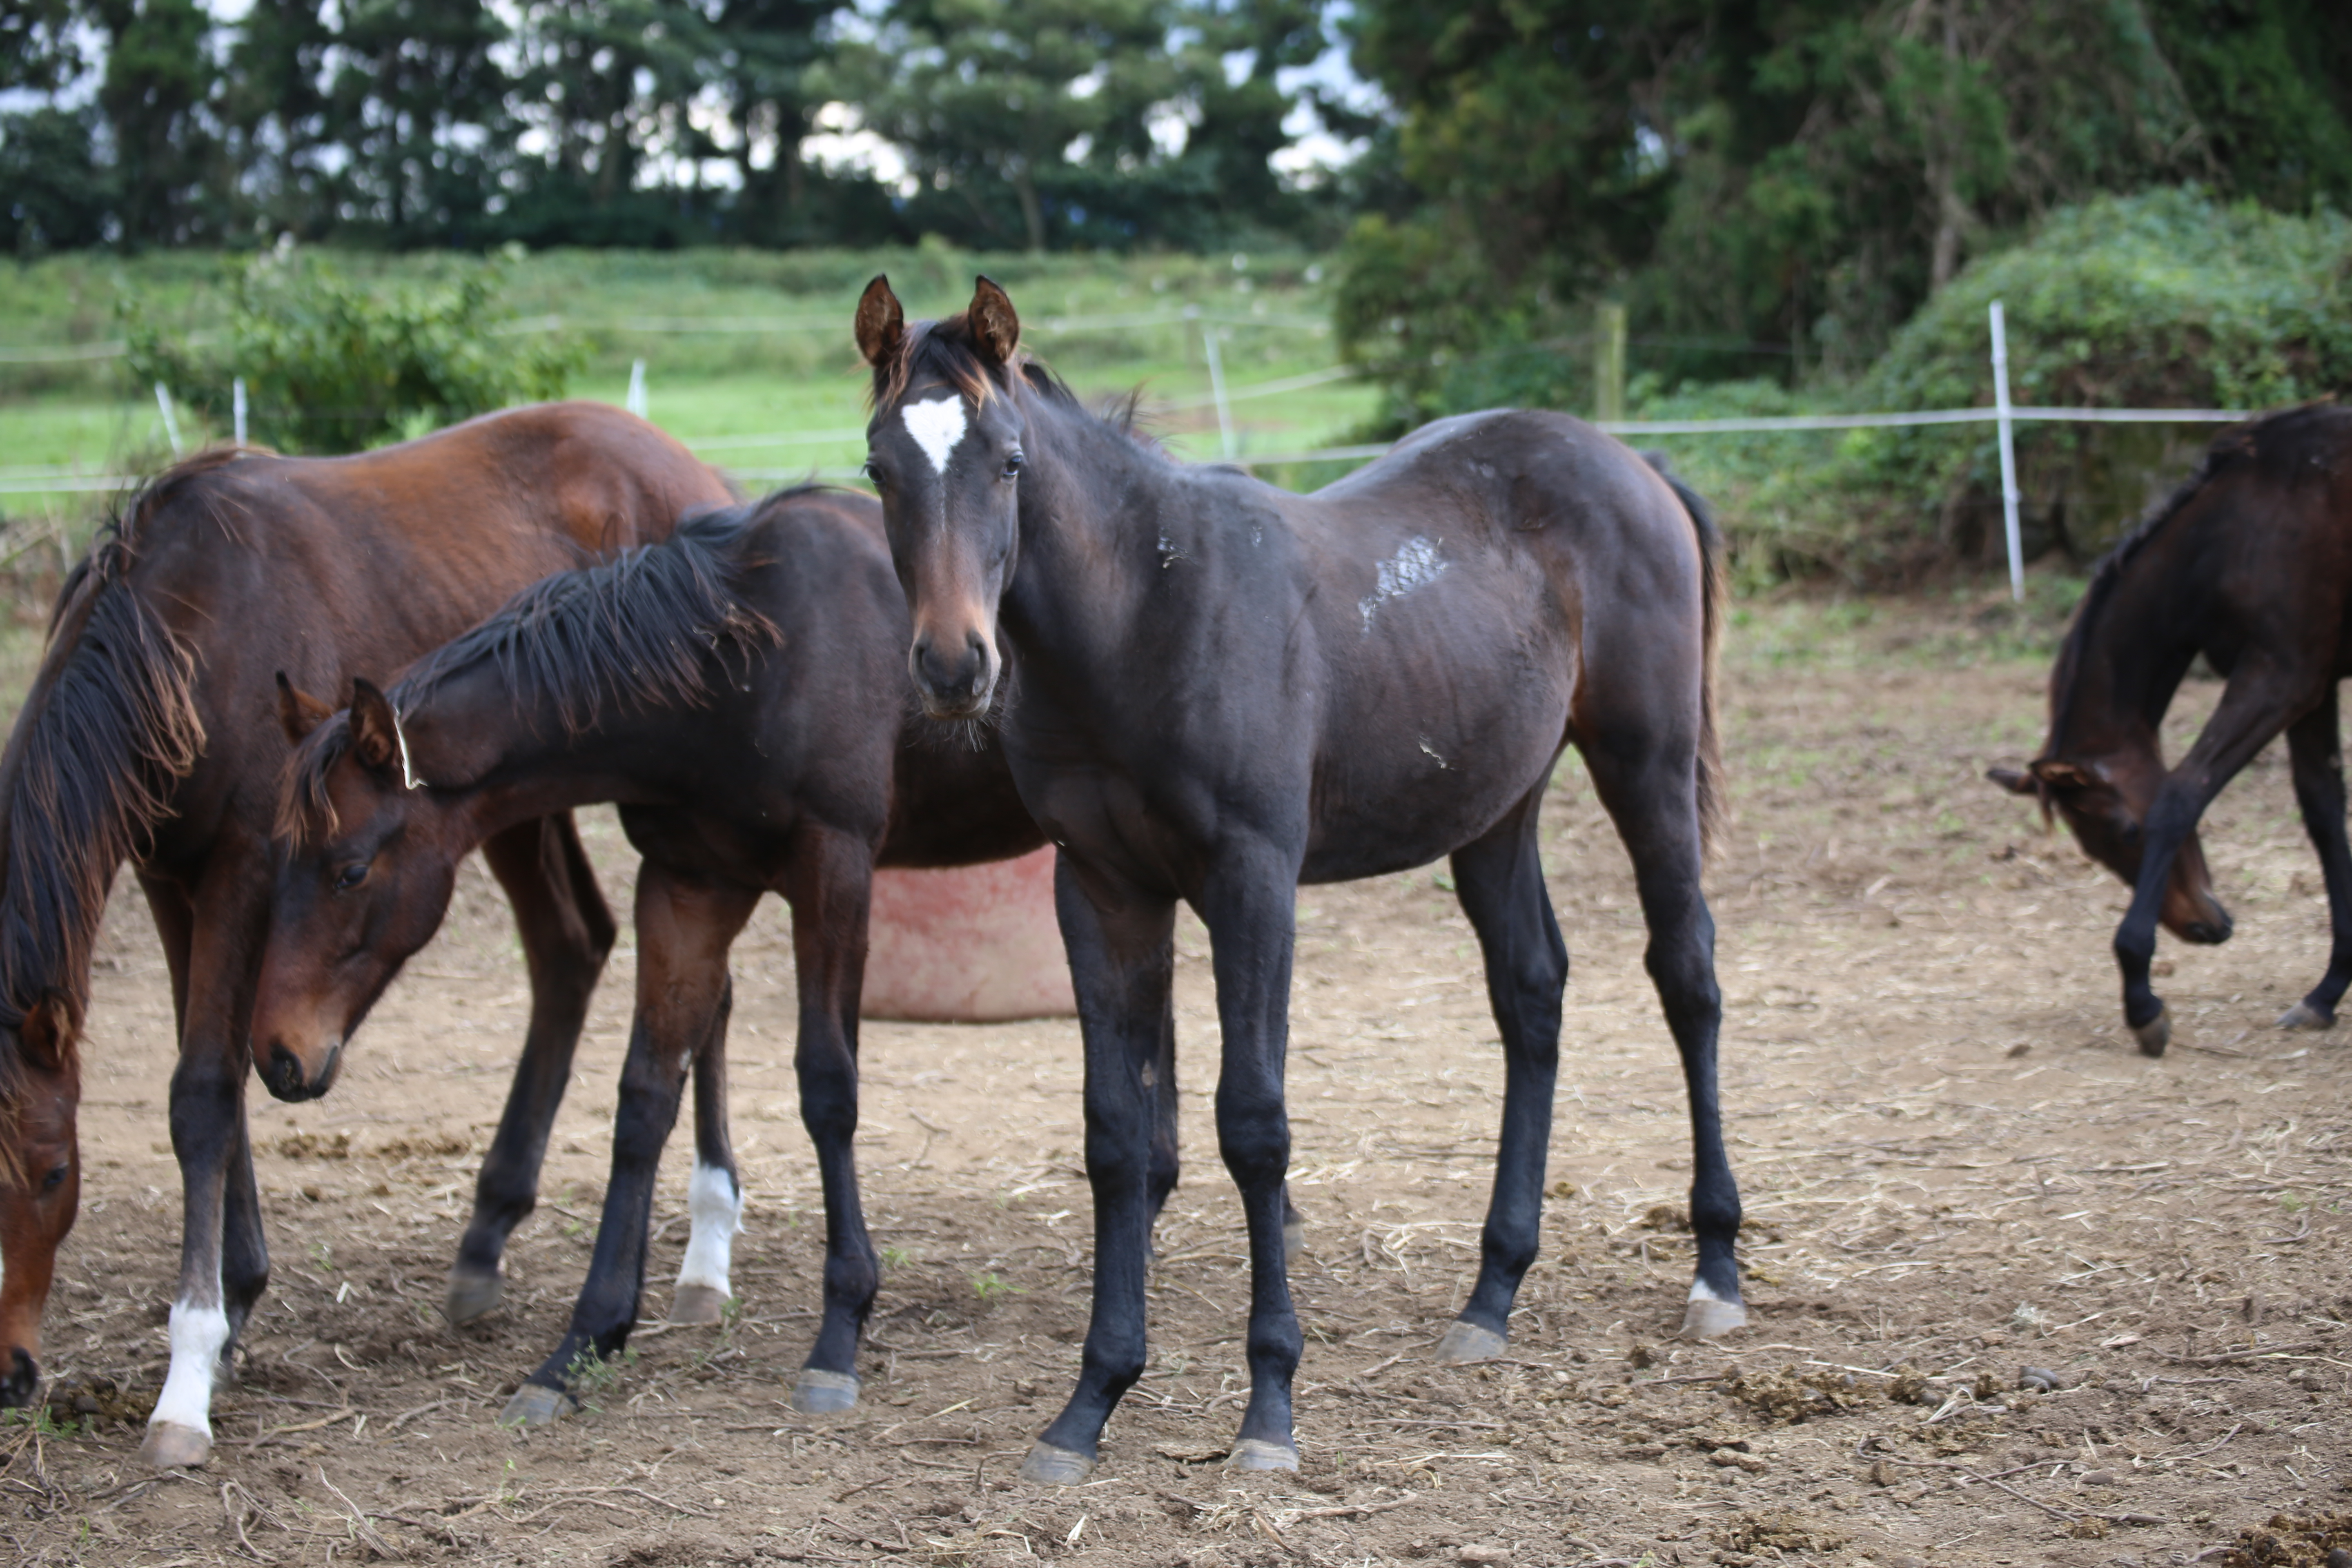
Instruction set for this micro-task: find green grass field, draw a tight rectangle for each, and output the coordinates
[0,247,1380,530]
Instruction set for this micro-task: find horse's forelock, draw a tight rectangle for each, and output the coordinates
[870,316,1020,415]
[276,716,355,848]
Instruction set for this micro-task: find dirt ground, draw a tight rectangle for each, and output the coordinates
[5,595,2348,1568]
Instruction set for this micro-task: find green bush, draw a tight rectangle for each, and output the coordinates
[122,247,580,454]
[1373,187,2352,586]
[1835,186,2352,571]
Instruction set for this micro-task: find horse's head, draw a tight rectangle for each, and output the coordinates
[1989,753,2233,944]
[855,275,1029,721]
[0,995,81,1408]
[256,675,468,1101]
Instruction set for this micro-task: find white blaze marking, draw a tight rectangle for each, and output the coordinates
[676,1161,744,1296]
[151,1296,231,1437]
[1359,536,1447,633]
[902,396,969,475]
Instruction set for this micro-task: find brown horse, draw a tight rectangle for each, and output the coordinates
[0,404,730,1468]
[856,276,1740,1483]
[1990,403,2352,1053]
[259,490,1044,1423]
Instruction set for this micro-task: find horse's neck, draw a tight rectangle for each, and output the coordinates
[2060,556,2205,756]
[1005,399,1176,666]
[408,667,663,832]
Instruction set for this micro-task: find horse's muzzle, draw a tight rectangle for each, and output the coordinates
[2181,913,2234,945]
[0,1347,36,1408]
[910,631,996,719]
[261,1037,344,1102]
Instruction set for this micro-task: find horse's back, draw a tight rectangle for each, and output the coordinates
[111,406,729,858]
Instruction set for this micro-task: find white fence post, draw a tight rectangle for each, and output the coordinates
[232,377,247,447]
[1989,301,2024,603]
[154,382,183,456]
[626,359,648,419]
[1201,327,1236,461]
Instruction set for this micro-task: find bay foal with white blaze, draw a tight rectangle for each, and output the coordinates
[855,277,1744,1483]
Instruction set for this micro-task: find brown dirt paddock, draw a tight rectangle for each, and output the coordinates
[4,592,2347,1567]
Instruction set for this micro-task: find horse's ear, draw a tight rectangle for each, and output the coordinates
[968,276,1020,366]
[855,275,905,366]
[1986,764,2039,797]
[348,679,399,773]
[16,994,74,1072]
[2029,758,2096,791]
[276,672,334,744]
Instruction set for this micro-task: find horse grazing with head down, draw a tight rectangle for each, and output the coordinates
[853,276,1743,1484]
[0,404,731,1468]
[258,488,1045,1425]
[1990,403,2352,1053]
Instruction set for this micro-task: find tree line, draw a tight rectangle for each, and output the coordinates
[0,0,1352,254]
[5,0,2350,419]
[1332,0,2352,414]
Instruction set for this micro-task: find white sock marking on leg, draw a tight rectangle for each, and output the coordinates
[1688,1276,1733,1303]
[151,1297,231,1436]
[676,1161,744,1296]
[902,396,969,475]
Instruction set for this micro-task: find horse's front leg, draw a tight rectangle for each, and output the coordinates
[1437,788,1566,1361]
[142,872,270,1470]
[2113,674,2297,1054]
[448,815,618,1324]
[501,862,757,1427]
[1022,858,1177,1486]
[1198,843,1305,1471]
[2279,691,2352,1030]
[778,826,879,1414]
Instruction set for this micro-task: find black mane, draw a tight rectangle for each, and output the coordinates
[2047,403,2348,749]
[0,457,218,1107]
[279,501,789,843]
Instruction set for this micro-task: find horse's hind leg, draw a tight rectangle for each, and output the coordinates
[1436,787,1566,1362]
[448,815,617,1324]
[2281,690,2352,1029]
[781,826,880,1414]
[668,987,742,1326]
[1582,737,1744,1338]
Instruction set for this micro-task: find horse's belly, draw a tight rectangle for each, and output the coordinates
[1301,718,1561,883]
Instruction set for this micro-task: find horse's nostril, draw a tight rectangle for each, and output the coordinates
[265,1042,305,1098]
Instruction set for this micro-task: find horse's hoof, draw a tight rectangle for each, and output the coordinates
[668,1284,728,1326]
[1681,1295,1748,1340]
[445,1267,503,1326]
[1433,1320,1508,1363]
[139,1421,212,1469]
[1282,1216,1307,1266]
[2131,1007,2171,1057]
[2277,1000,2335,1031]
[498,1383,574,1428]
[1018,1442,1096,1486]
[789,1368,860,1414]
[1227,1437,1299,1472]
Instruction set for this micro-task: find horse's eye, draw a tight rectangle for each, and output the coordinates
[335,862,370,892]
[1001,452,1024,481]
[41,1165,67,1192]
[862,457,886,487]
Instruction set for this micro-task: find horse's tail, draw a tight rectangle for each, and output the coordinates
[1642,453,1727,860]
[0,499,206,1118]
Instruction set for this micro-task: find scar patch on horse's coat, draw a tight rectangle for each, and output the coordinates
[903,396,969,475]
[1360,536,1448,633]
